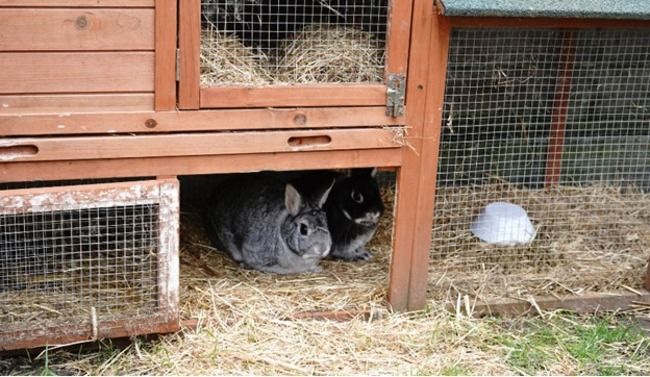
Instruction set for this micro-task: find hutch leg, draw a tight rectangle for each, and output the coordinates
[405,9,451,311]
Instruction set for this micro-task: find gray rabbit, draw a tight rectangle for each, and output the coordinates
[206,175,333,274]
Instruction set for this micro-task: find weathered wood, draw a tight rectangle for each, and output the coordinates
[0,149,402,183]
[199,85,386,108]
[450,292,650,317]
[0,9,154,51]
[0,178,171,213]
[384,0,413,77]
[0,94,153,114]
[0,317,179,352]
[157,179,180,324]
[178,0,200,109]
[387,0,439,311]
[0,0,153,6]
[0,129,403,162]
[154,0,178,110]
[0,52,154,94]
[291,310,385,322]
[0,178,180,352]
[405,10,451,311]
[0,107,401,135]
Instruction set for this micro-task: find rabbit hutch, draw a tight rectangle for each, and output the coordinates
[407,0,650,315]
[0,0,434,350]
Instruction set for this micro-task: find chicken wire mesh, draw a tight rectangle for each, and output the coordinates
[200,0,388,86]
[430,28,650,302]
[0,180,179,347]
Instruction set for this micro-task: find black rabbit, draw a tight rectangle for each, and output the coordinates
[295,168,384,261]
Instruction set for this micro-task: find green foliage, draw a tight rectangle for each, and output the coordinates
[493,313,649,375]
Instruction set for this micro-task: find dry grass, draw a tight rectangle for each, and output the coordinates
[430,183,650,303]
[200,25,384,86]
[275,25,384,84]
[1,182,649,375]
[200,28,274,87]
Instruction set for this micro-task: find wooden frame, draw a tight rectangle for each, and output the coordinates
[0,108,402,136]
[178,0,414,109]
[407,9,650,312]
[155,0,178,111]
[0,178,180,351]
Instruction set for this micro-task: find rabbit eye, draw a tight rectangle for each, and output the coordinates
[351,190,364,204]
[299,223,309,236]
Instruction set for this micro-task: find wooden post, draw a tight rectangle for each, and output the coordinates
[544,30,577,187]
[388,0,433,310]
[406,7,450,311]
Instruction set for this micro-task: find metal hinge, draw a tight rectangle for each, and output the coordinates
[176,48,181,81]
[386,73,406,117]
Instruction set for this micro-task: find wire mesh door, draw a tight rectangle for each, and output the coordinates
[180,0,411,108]
[0,179,179,351]
[430,28,650,303]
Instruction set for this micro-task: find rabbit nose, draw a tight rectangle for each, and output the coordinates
[371,212,380,221]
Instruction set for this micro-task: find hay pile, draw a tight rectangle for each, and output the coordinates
[429,183,650,302]
[0,252,158,333]
[200,28,274,87]
[179,182,396,318]
[275,25,384,84]
[200,25,384,86]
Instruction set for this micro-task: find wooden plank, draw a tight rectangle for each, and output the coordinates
[384,0,413,76]
[0,52,154,94]
[449,16,650,29]
[0,317,178,351]
[0,149,402,182]
[0,9,154,51]
[154,0,178,111]
[157,179,180,323]
[0,0,153,6]
[449,292,650,317]
[0,94,153,114]
[0,129,403,161]
[199,85,386,108]
[385,0,436,311]
[0,178,166,213]
[406,13,451,311]
[178,0,200,109]
[0,107,401,135]
[545,31,577,187]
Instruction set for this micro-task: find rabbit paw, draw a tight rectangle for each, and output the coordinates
[334,248,373,262]
[354,248,373,262]
[309,265,324,273]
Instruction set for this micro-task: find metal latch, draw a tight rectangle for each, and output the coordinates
[386,73,406,117]
[176,48,181,81]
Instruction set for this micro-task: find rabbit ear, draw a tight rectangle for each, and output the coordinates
[315,178,335,208]
[284,183,303,216]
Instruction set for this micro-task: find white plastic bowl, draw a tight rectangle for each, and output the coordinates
[470,202,536,246]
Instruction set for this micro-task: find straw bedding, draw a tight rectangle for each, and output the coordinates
[275,25,384,84]
[179,183,396,319]
[200,25,384,86]
[200,28,274,87]
[0,252,158,332]
[429,183,650,303]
